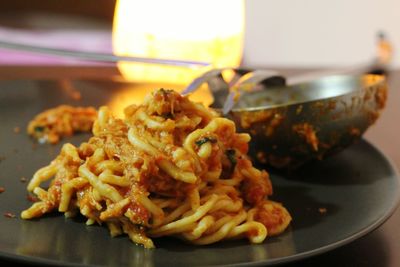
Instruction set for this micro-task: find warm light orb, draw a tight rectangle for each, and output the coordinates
[112,0,245,85]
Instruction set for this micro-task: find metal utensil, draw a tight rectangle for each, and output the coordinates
[182,67,285,111]
[0,40,210,68]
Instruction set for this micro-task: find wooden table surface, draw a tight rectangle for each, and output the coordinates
[0,66,399,267]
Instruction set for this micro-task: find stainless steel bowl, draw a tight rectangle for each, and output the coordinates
[224,74,387,168]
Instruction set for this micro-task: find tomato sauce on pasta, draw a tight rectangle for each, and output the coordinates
[21,89,291,248]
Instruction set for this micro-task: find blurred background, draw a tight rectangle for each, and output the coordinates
[244,0,398,68]
[0,2,400,267]
[0,0,397,70]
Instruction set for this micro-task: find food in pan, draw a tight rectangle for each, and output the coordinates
[21,89,291,248]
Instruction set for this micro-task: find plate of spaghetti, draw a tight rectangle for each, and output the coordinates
[22,88,292,247]
[0,80,398,267]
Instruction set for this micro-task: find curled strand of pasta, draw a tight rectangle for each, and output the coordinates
[122,220,154,249]
[21,202,51,219]
[137,110,174,131]
[191,210,247,245]
[157,159,197,184]
[148,194,218,237]
[99,170,130,187]
[100,198,130,220]
[127,128,159,156]
[182,215,215,241]
[137,195,165,228]
[59,177,88,212]
[226,221,267,244]
[79,164,122,203]
[27,164,58,192]
[128,128,197,183]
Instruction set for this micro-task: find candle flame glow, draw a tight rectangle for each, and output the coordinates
[112,0,245,85]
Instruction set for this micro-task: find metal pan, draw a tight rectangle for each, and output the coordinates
[225,74,388,168]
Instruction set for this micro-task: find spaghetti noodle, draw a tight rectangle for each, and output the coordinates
[21,89,291,248]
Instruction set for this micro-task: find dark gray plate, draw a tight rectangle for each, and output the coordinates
[0,80,399,267]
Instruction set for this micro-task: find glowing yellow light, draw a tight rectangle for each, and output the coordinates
[112,0,244,85]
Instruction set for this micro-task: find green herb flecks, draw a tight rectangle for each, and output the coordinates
[225,149,237,167]
[34,126,45,133]
[195,137,217,147]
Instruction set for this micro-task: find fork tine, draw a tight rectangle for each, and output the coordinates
[181,68,226,95]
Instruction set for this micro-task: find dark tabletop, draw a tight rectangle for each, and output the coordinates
[0,66,399,267]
